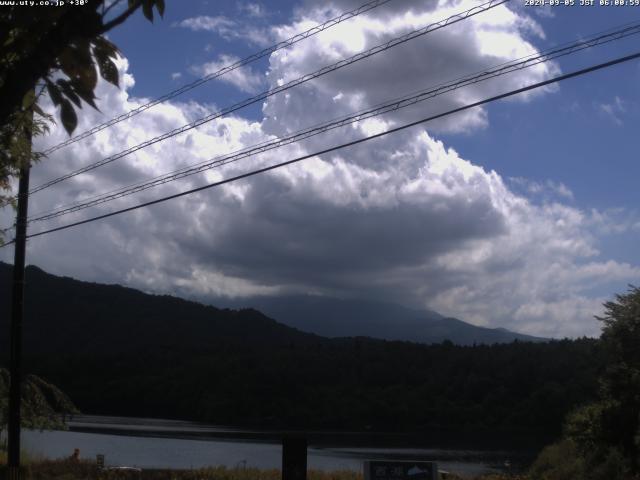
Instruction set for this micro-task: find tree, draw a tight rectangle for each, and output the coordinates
[593,285,640,473]
[0,368,79,449]
[535,286,640,480]
[0,0,166,210]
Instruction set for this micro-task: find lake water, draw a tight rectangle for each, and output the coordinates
[21,415,525,478]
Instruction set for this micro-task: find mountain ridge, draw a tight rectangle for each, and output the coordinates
[0,262,321,356]
[0,262,545,348]
[0,262,597,439]
[215,294,546,345]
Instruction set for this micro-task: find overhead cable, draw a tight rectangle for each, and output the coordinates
[26,21,640,223]
[9,50,637,245]
[29,0,508,195]
[42,0,396,155]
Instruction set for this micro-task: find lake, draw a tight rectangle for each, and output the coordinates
[21,415,531,478]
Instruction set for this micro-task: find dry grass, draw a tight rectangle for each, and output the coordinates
[0,459,527,480]
[0,460,367,480]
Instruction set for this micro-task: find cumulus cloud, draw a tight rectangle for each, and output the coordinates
[1,1,637,340]
[192,54,266,94]
[264,0,557,139]
[597,96,626,126]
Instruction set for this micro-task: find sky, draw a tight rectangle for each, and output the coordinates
[2,0,640,338]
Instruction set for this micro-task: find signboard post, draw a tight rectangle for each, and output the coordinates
[282,436,307,480]
[364,461,438,480]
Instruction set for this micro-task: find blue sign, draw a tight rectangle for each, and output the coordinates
[364,461,437,480]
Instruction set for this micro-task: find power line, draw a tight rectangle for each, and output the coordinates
[29,0,508,195]
[42,0,395,156]
[11,50,638,245]
[25,21,640,224]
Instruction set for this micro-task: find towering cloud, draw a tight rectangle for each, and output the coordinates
[2,0,637,338]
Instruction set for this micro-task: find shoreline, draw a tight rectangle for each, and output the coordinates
[1,459,515,480]
[67,414,549,451]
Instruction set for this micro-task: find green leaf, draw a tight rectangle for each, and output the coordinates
[46,82,63,107]
[155,0,165,17]
[60,99,77,136]
[142,0,154,22]
[93,37,120,88]
[65,40,97,92]
[57,41,95,92]
[70,80,98,110]
[93,36,120,60]
[98,57,119,87]
[33,103,45,118]
[56,79,82,108]
[57,47,85,81]
[77,64,98,92]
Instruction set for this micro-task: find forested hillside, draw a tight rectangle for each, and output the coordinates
[0,263,603,449]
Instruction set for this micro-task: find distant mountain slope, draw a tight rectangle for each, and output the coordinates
[0,262,598,440]
[0,262,545,349]
[219,295,546,345]
[0,262,321,356]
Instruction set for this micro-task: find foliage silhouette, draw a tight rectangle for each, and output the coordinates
[0,367,79,449]
[0,0,165,211]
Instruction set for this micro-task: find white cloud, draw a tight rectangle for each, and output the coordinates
[171,72,182,81]
[238,1,267,18]
[175,14,272,47]
[2,2,638,341]
[510,177,574,201]
[587,207,640,235]
[264,0,558,138]
[598,96,626,126]
[192,54,266,94]
[174,15,236,33]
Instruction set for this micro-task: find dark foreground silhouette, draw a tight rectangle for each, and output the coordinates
[0,263,603,450]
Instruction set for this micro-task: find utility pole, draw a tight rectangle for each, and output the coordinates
[6,109,32,480]
[282,436,307,480]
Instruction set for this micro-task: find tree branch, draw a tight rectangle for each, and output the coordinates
[99,0,143,35]
[102,0,126,20]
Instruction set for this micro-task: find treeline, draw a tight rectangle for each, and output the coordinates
[0,263,606,449]
[21,337,602,445]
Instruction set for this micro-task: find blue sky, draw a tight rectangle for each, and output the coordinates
[3,0,640,338]
[114,0,640,208]
[110,0,640,222]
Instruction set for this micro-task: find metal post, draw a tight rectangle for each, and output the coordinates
[282,436,307,480]
[6,120,32,479]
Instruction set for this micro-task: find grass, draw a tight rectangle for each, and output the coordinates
[0,459,535,480]
[0,449,40,466]
[0,460,368,480]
